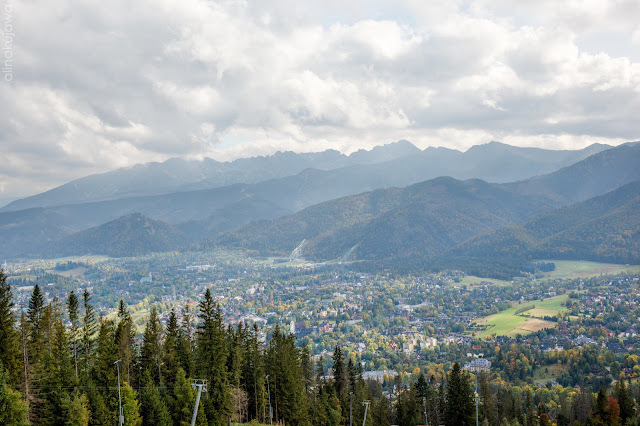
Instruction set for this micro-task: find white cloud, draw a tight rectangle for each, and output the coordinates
[1,0,639,199]
[633,27,640,44]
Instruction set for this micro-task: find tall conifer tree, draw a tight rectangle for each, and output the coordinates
[0,269,20,384]
[140,372,171,426]
[163,309,180,387]
[115,299,136,384]
[67,290,80,379]
[444,363,475,426]
[196,289,230,425]
[81,290,97,378]
[140,306,163,385]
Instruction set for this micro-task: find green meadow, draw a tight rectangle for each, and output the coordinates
[455,275,512,288]
[474,294,569,338]
[539,260,640,280]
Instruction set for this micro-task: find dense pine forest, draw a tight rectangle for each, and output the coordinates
[1,269,640,426]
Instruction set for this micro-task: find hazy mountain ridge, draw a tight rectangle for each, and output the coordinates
[1,140,421,211]
[203,146,640,268]
[2,140,611,212]
[0,141,619,259]
[2,141,637,262]
[502,142,640,204]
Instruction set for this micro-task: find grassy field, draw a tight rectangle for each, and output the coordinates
[474,307,529,338]
[521,294,569,318]
[456,275,512,288]
[533,363,567,383]
[538,260,640,280]
[474,294,568,338]
[474,309,557,338]
[515,318,557,335]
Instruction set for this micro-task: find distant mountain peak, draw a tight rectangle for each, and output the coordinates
[464,141,513,153]
[347,139,421,164]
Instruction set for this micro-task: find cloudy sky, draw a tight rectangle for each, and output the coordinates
[1,0,640,202]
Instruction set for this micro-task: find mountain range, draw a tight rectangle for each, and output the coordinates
[200,143,640,276]
[2,140,639,276]
[1,140,423,211]
[1,140,608,213]
[204,176,557,260]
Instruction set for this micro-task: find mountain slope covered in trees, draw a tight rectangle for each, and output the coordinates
[446,181,640,275]
[39,213,187,257]
[2,142,639,263]
[503,142,640,204]
[0,142,632,260]
[207,177,557,261]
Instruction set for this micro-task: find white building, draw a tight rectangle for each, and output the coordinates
[463,358,491,373]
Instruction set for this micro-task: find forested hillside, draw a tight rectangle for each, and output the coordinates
[208,177,557,261]
[40,213,188,258]
[447,181,640,276]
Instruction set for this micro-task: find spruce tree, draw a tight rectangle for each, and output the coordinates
[524,388,535,426]
[81,290,97,379]
[437,376,446,426]
[92,318,118,419]
[140,372,171,426]
[177,306,194,378]
[479,372,496,425]
[444,363,475,426]
[347,357,357,395]
[615,378,634,424]
[370,394,392,426]
[266,327,309,425]
[425,375,440,426]
[0,269,20,384]
[243,322,265,421]
[86,383,112,426]
[332,345,346,403]
[27,284,44,334]
[415,373,428,399]
[226,323,245,390]
[140,306,163,385]
[163,309,180,387]
[196,289,230,425]
[171,368,206,426]
[28,300,63,423]
[18,311,31,419]
[67,290,80,379]
[115,300,136,385]
[395,386,421,426]
[56,316,75,385]
[300,344,315,397]
[594,387,608,424]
